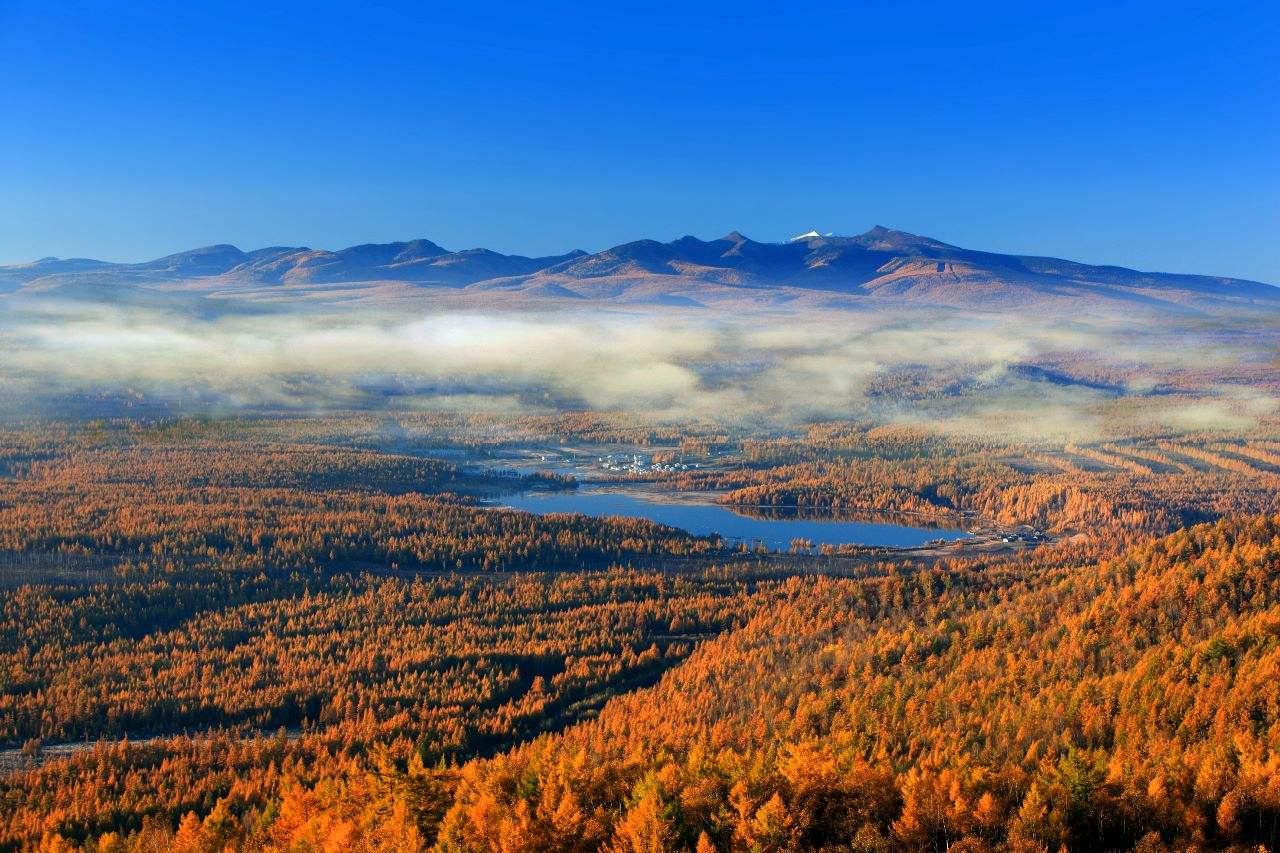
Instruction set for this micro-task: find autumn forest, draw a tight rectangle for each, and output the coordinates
[0,399,1275,853]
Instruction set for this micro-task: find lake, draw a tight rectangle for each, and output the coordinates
[492,487,971,550]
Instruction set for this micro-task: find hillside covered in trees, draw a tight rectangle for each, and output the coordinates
[8,514,1279,850]
[3,416,1280,851]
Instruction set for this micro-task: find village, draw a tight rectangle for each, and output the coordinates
[595,452,702,475]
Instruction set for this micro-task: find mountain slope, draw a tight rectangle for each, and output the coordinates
[501,226,1278,311]
[4,227,1275,314]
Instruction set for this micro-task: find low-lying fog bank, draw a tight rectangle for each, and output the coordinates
[1,295,1276,442]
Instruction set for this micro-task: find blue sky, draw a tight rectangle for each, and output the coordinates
[2,0,1277,281]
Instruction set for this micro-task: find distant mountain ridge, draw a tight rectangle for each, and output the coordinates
[3,227,1276,314]
[1,240,587,289]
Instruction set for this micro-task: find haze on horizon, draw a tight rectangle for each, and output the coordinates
[1,0,1278,282]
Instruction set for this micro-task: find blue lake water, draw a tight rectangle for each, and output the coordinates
[492,488,971,550]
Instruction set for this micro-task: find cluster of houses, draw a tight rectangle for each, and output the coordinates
[999,528,1048,544]
[596,452,700,475]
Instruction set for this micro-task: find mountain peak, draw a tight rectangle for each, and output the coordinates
[136,244,249,277]
[395,238,448,258]
[160,244,245,258]
[848,225,954,252]
[854,225,911,243]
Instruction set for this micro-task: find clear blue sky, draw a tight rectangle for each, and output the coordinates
[2,0,1277,281]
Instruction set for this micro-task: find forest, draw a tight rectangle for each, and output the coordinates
[2,414,1279,851]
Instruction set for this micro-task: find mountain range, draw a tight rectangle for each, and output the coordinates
[3,226,1276,314]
